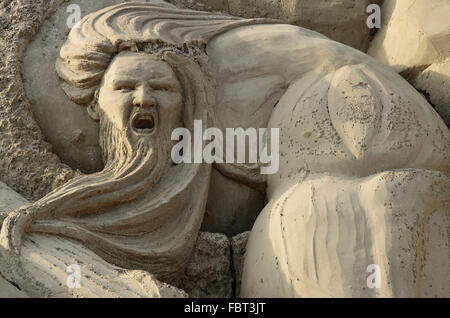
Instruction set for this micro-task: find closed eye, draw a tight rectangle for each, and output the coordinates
[111,80,136,92]
[114,86,134,92]
[151,84,178,92]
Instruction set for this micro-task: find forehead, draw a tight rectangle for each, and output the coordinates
[104,51,177,82]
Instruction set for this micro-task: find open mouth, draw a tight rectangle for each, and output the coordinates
[131,113,156,134]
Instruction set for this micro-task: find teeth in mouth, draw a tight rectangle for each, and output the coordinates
[132,114,156,132]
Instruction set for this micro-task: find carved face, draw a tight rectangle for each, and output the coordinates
[96,51,183,137]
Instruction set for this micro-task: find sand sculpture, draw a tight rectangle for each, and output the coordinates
[0,1,449,297]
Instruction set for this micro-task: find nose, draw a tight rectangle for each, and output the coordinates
[133,85,157,109]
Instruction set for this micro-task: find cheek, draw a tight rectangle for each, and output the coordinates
[98,90,133,128]
[158,93,183,125]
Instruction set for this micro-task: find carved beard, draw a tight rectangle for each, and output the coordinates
[92,113,175,215]
[12,112,211,282]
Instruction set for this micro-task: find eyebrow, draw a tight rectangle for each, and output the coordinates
[111,79,136,87]
[148,78,179,86]
[111,77,179,88]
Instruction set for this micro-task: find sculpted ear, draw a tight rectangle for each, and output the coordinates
[87,90,100,121]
